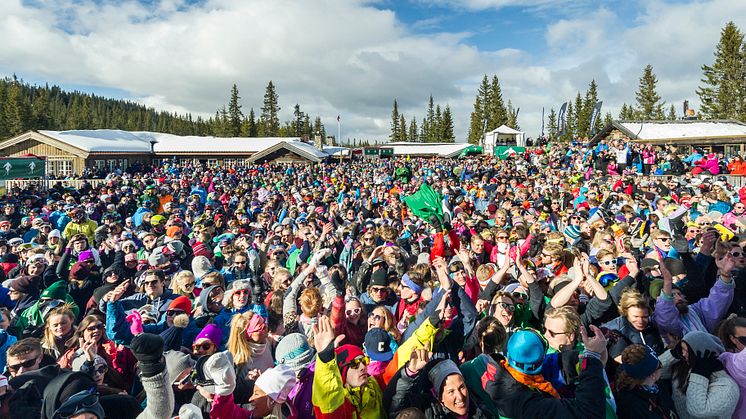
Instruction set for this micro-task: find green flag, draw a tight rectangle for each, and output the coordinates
[404,183,444,223]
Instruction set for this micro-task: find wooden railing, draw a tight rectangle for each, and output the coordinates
[3,179,110,190]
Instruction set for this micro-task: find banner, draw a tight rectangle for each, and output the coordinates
[494,146,526,160]
[0,157,45,180]
[589,101,603,135]
[558,102,568,136]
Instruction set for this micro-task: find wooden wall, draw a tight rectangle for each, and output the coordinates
[1,138,86,174]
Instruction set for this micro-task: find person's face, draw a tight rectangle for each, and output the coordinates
[368,310,385,329]
[179,276,196,293]
[232,288,249,308]
[472,240,485,254]
[93,363,108,385]
[626,307,650,331]
[6,351,41,377]
[83,320,104,343]
[540,250,553,266]
[730,326,746,352]
[142,235,157,250]
[49,314,73,338]
[544,317,575,352]
[654,235,672,252]
[344,356,370,388]
[248,386,275,417]
[494,296,515,327]
[399,281,416,302]
[233,257,247,270]
[207,288,225,313]
[345,300,362,323]
[8,289,24,302]
[142,275,165,299]
[727,247,746,268]
[0,224,9,233]
[27,262,44,276]
[598,256,617,273]
[441,374,469,416]
[569,215,581,226]
[192,338,216,356]
[0,312,9,330]
[451,268,467,287]
[73,239,87,252]
[369,284,389,303]
[672,289,688,314]
[686,226,701,240]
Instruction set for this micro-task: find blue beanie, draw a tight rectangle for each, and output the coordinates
[507,329,546,374]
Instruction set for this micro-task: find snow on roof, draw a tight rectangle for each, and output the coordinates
[38,130,310,154]
[617,120,746,140]
[322,146,350,156]
[389,142,471,158]
[39,130,154,153]
[288,140,329,159]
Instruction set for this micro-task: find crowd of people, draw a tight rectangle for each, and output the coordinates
[0,137,744,419]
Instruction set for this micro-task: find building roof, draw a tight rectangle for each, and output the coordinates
[388,142,473,158]
[248,140,329,163]
[38,130,154,153]
[487,125,524,135]
[592,120,746,145]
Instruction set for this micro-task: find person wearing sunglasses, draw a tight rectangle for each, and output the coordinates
[717,315,746,418]
[222,280,252,315]
[5,337,44,378]
[647,230,673,260]
[192,324,221,357]
[102,269,177,323]
[331,295,367,348]
[359,268,398,315]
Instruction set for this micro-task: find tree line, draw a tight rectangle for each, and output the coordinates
[0,77,330,142]
[389,95,456,143]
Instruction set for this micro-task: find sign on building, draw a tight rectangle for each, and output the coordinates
[0,157,45,180]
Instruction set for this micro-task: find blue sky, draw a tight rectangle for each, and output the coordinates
[2,0,745,142]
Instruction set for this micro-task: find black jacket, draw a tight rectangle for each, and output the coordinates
[615,386,679,419]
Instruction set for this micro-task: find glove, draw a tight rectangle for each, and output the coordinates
[126,310,144,336]
[203,351,236,396]
[330,270,345,296]
[131,333,165,378]
[670,341,685,360]
[310,248,332,266]
[690,349,723,377]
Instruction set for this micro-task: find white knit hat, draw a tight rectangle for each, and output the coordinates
[191,256,213,279]
[254,364,297,404]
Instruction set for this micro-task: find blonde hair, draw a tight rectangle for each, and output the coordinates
[227,311,255,366]
[41,306,75,351]
[618,288,650,316]
[371,306,401,342]
[171,270,196,295]
[299,287,322,317]
[272,267,291,291]
[544,306,581,335]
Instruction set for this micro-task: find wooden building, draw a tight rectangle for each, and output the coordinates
[0,130,347,176]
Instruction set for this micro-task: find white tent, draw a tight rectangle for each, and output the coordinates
[484,125,525,154]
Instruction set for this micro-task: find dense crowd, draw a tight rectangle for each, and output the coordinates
[0,137,744,419]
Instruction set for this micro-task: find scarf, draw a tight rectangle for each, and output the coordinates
[500,359,560,399]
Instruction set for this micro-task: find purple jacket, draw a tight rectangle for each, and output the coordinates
[720,349,746,419]
[288,362,314,419]
[653,278,734,338]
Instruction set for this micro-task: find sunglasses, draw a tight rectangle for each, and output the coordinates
[182,282,195,289]
[370,287,388,294]
[657,237,672,242]
[699,222,711,226]
[599,259,616,266]
[94,365,108,375]
[512,291,528,300]
[497,302,515,312]
[86,323,104,332]
[166,309,185,317]
[729,251,744,258]
[346,356,370,370]
[369,313,383,322]
[346,307,361,316]
[735,335,746,346]
[234,289,249,297]
[7,357,38,372]
[54,389,99,419]
[143,280,161,287]
[234,260,246,265]
[497,236,509,240]
[193,342,214,352]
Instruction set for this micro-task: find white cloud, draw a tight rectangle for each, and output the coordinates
[1,0,745,144]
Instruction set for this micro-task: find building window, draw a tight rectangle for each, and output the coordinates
[108,160,117,171]
[53,160,73,176]
[223,158,236,167]
[207,159,217,167]
[118,159,128,170]
[94,160,106,170]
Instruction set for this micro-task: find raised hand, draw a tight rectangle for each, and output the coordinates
[407,348,432,375]
[580,325,607,356]
[312,315,345,353]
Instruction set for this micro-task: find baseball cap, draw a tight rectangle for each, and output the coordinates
[363,328,393,362]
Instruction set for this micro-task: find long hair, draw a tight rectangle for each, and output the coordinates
[718,314,746,352]
[227,311,255,366]
[615,344,649,391]
[40,305,75,352]
[371,306,401,343]
[66,314,107,348]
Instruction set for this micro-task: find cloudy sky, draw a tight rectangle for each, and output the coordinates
[2,0,744,143]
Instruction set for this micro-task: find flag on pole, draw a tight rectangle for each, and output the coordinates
[589,101,603,135]
[558,102,568,136]
[337,115,340,122]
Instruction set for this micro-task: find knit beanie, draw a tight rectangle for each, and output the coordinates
[335,344,365,384]
[166,226,182,238]
[40,280,67,300]
[164,350,195,384]
[169,295,193,315]
[78,250,94,263]
[192,242,213,259]
[195,324,223,347]
[563,225,581,241]
[10,275,40,294]
[255,364,297,404]
[222,280,251,306]
[192,256,213,279]
[427,359,463,399]
[275,333,315,373]
[70,262,91,280]
[506,329,546,374]
[683,330,725,355]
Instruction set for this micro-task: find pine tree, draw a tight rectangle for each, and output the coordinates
[697,22,745,121]
[313,116,326,142]
[31,89,51,129]
[574,92,588,138]
[667,104,677,120]
[546,108,558,141]
[487,76,507,131]
[506,100,520,131]
[441,106,455,143]
[227,84,243,136]
[425,95,435,142]
[390,99,400,142]
[467,95,484,145]
[635,65,665,120]
[292,104,304,137]
[619,103,637,120]
[258,81,280,136]
[2,82,31,136]
[433,105,442,142]
[399,115,407,142]
[603,112,613,128]
[408,117,419,142]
